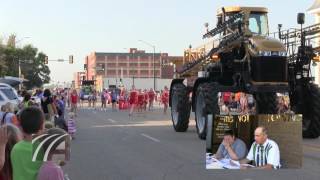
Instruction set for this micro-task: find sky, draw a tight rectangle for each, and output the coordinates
[0,0,316,83]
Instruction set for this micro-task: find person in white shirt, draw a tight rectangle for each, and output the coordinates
[240,126,281,169]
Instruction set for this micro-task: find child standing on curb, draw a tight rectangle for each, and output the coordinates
[67,112,76,140]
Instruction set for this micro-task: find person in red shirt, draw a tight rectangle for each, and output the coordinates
[148,88,155,111]
[118,89,126,110]
[129,86,138,116]
[143,89,149,111]
[70,89,78,116]
[161,86,170,114]
[223,92,232,106]
[137,90,145,112]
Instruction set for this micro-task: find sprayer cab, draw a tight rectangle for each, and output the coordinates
[216,6,269,36]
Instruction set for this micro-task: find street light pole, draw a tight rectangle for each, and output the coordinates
[152,46,155,91]
[15,36,30,90]
[18,60,21,80]
[18,59,22,90]
[15,38,30,45]
[139,40,156,90]
[124,48,136,88]
[132,52,135,87]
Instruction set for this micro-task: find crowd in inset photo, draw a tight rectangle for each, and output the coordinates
[218,92,292,115]
[218,92,256,115]
[277,94,291,114]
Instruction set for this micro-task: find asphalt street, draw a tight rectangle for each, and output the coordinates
[62,106,320,180]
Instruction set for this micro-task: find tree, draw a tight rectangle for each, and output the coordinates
[22,49,51,89]
[0,42,9,77]
[0,35,51,89]
[0,45,7,77]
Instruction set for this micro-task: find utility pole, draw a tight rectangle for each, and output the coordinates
[139,40,156,90]
[15,36,30,90]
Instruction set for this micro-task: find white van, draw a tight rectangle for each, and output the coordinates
[0,84,20,109]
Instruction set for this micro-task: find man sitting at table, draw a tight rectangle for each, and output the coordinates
[240,126,281,169]
[215,130,247,161]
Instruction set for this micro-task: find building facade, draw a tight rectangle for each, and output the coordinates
[83,48,182,90]
[73,72,86,89]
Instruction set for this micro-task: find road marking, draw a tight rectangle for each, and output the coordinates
[141,133,160,143]
[107,118,116,123]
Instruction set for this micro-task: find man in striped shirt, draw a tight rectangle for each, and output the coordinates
[240,126,281,169]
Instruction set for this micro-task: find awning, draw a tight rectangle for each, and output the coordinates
[308,0,320,14]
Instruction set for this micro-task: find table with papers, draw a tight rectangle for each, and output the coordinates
[206,153,254,169]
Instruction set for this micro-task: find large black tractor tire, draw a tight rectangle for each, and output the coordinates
[195,83,219,140]
[254,92,278,114]
[299,84,320,138]
[170,83,191,132]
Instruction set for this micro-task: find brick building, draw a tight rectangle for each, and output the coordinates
[73,71,86,89]
[83,48,182,90]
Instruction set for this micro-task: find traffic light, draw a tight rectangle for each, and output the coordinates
[69,55,74,64]
[44,56,48,64]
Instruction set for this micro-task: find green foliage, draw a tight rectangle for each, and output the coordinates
[0,37,50,89]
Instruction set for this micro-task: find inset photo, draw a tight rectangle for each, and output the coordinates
[206,114,302,169]
[218,92,256,115]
